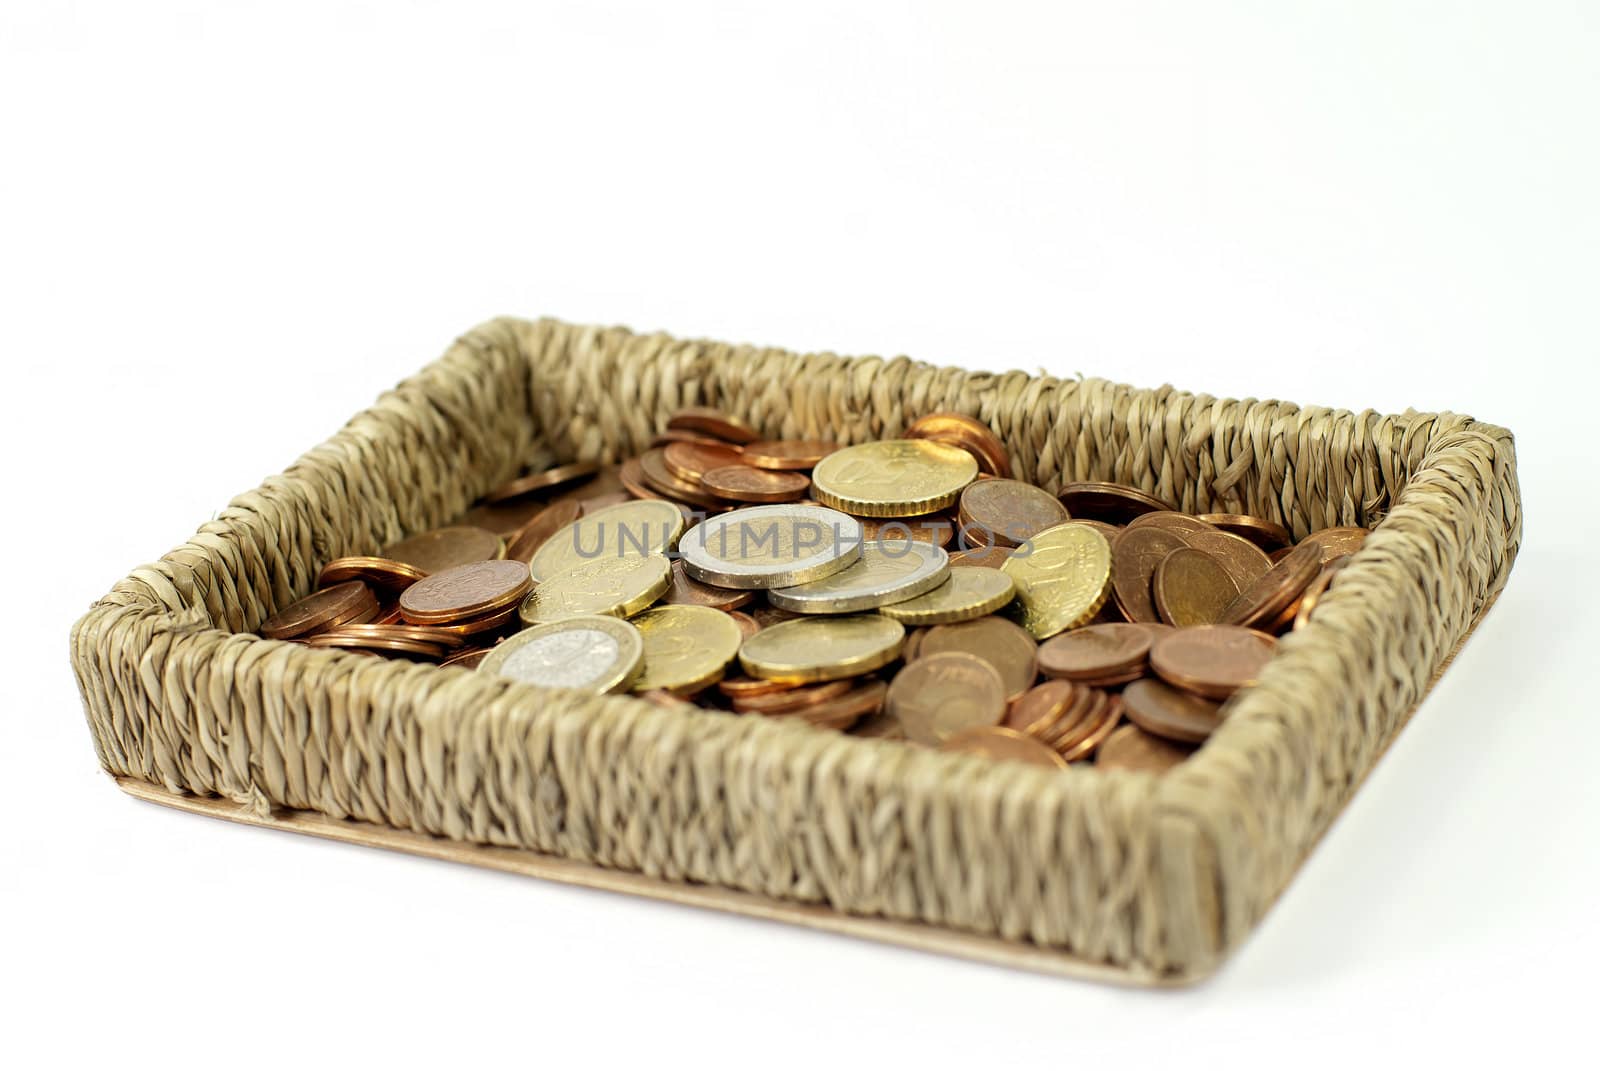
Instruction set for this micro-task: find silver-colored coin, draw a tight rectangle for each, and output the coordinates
[477,615,644,693]
[767,541,950,613]
[678,504,864,590]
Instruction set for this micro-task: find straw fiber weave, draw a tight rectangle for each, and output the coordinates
[70,317,1521,982]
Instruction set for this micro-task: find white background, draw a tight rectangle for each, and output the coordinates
[3,2,1596,1066]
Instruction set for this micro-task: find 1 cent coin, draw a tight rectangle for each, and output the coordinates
[1150,625,1277,700]
[700,465,810,503]
[398,559,532,625]
[957,478,1070,548]
[1153,547,1240,627]
[741,440,839,470]
[939,726,1069,769]
[1221,540,1322,628]
[260,581,377,640]
[1121,677,1225,743]
[1096,724,1195,773]
[1037,622,1152,684]
[666,407,759,445]
[662,440,745,482]
[482,460,601,503]
[887,651,1008,745]
[1056,482,1174,523]
[919,616,1037,701]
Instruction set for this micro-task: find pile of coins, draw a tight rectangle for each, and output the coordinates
[258,409,1366,774]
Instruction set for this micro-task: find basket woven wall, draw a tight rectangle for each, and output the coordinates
[69,317,1522,983]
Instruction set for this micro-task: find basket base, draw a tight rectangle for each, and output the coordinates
[114,775,1193,987]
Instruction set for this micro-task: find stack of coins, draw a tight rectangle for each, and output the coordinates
[257,408,1365,773]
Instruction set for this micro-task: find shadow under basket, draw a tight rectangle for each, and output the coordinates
[69,317,1522,985]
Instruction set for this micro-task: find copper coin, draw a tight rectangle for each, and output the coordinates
[851,709,908,740]
[733,678,853,714]
[435,601,522,637]
[1196,513,1293,551]
[482,460,601,504]
[901,627,926,661]
[1180,528,1273,589]
[398,560,532,625]
[725,610,761,640]
[1153,547,1241,627]
[1110,526,1187,623]
[939,726,1069,769]
[750,604,803,630]
[948,544,1014,569]
[795,680,889,731]
[1150,625,1276,700]
[1037,623,1152,683]
[661,559,754,611]
[886,652,1008,745]
[718,676,793,699]
[666,406,759,445]
[316,556,427,592]
[1298,525,1369,565]
[438,647,493,669]
[650,428,731,449]
[325,623,467,649]
[1122,677,1224,743]
[741,440,839,470]
[919,617,1037,701]
[453,497,550,538]
[956,479,1070,549]
[1056,482,1174,524]
[638,448,727,508]
[382,526,503,574]
[859,514,957,549]
[1037,684,1099,749]
[618,456,666,501]
[505,500,583,564]
[260,581,377,640]
[305,632,447,659]
[662,440,745,482]
[1221,540,1322,628]
[905,413,1011,478]
[1004,679,1078,735]
[1057,692,1123,762]
[700,465,810,503]
[1096,724,1194,773]
[1126,510,1214,537]
[1293,562,1344,630]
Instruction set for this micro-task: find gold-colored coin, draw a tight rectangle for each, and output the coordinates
[1001,522,1112,639]
[875,566,1014,625]
[629,604,744,694]
[767,542,950,614]
[737,614,905,683]
[810,439,978,517]
[478,615,645,694]
[678,504,862,589]
[528,499,686,582]
[518,554,671,624]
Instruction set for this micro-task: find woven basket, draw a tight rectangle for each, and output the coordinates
[69,316,1522,984]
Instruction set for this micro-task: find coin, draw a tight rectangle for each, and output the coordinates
[305,632,446,659]
[1196,513,1293,551]
[1180,527,1273,589]
[956,478,1070,548]
[947,545,1013,569]
[434,601,522,637]
[904,413,1011,478]
[939,726,1069,769]
[439,647,492,669]
[454,496,552,538]
[1126,510,1215,537]
[1033,683,1099,751]
[1096,724,1194,773]
[731,678,853,714]
[315,556,428,592]
[859,514,956,549]
[659,559,754,611]
[767,542,950,614]
[875,566,1015,625]
[618,456,666,502]
[382,525,503,574]
[791,680,888,731]
[1221,540,1322,628]
[505,500,583,564]
[629,604,744,694]
[1056,482,1174,523]
[1108,526,1184,624]
[726,610,761,640]
[717,676,794,700]
[852,708,908,740]
[639,448,727,508]
[260,581,378,640]
[678,504,863,589]
[478,615,644,693]
[483,460,601,503]
[741,440,838,470]
[1056,692,1123,762]
[528,499,685,582]
[1294,562,1345,630]
[666,406,759,445]
[811,439,979,517]
[662,440,745,482]
[738,614,905,683]
[323,623,467,649]
[1153,547,1240,627]
[1001,522,1112,639]
[1150,625,1277,699]
[919,617,1037,701]
[1037,622,1152,684]
[518,553,671,624]
[701,465,810,503]
[1004,679,1078,735]
[398,559,532,625]
[1298,525,1369,564]
[887,652,1007,745]
[1122,677,1225,743]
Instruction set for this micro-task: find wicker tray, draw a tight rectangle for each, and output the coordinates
[69,317,1522,984]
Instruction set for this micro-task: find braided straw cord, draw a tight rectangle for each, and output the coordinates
[69,317,1521,980]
